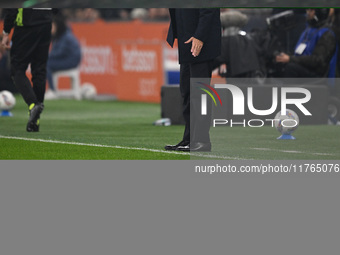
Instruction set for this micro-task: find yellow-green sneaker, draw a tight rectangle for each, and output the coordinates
[27,103,44,132]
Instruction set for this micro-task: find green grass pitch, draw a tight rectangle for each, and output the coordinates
[0,95,339,160]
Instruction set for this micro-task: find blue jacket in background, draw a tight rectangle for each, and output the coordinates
[49,27,81,69]
[47,27,82,90]
[294,26,338,78]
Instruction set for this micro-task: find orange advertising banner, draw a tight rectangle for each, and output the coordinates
[71,20,172,103]
[1,20,181,103]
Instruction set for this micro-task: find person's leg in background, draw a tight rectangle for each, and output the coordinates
[45,54,72,95]
[45,59,65,100]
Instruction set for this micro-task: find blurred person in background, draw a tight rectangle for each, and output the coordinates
[148,8,169,21]
[60,9,100,23]
[130,8,170,21]
[97,8,132,21]
[2,8,57,132]
[330,8,340,77]
[329,9,340,102]
[74,8,100,22]
[130,8,148,21]
[212,9,262,78]
[270,8,307,54]
[275,8,338,78]
[45,12,82,99]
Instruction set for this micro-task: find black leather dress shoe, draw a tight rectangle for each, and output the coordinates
[176,142,211,152]
[164,140,190,151]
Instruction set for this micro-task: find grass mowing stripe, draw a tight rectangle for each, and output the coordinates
[252,148,334,156]
[0,135,190,156]
[191,154,253,160]
[0,135,250,160]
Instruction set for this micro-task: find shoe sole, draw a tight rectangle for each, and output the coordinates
[26,125,39,132]
[165,142,190,151]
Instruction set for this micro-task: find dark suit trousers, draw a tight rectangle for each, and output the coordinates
[180,60,213,143]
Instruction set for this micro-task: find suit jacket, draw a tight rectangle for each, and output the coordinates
[167,8,221,64]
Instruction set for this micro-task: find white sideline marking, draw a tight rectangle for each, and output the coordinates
[252,148,334,156]
[0,135,245,160]
[0,135,188,156]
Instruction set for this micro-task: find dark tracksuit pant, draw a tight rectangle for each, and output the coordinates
[10,22,51,105]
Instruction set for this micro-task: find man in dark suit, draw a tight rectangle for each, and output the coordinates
[165,8,221,152]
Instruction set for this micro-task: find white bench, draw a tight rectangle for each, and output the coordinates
[52,67,81,100]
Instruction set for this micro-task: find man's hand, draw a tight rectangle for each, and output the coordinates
[1,34,11,50]
[219,64,227,75]
[276,52,290,63]
[185,37,203,57]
